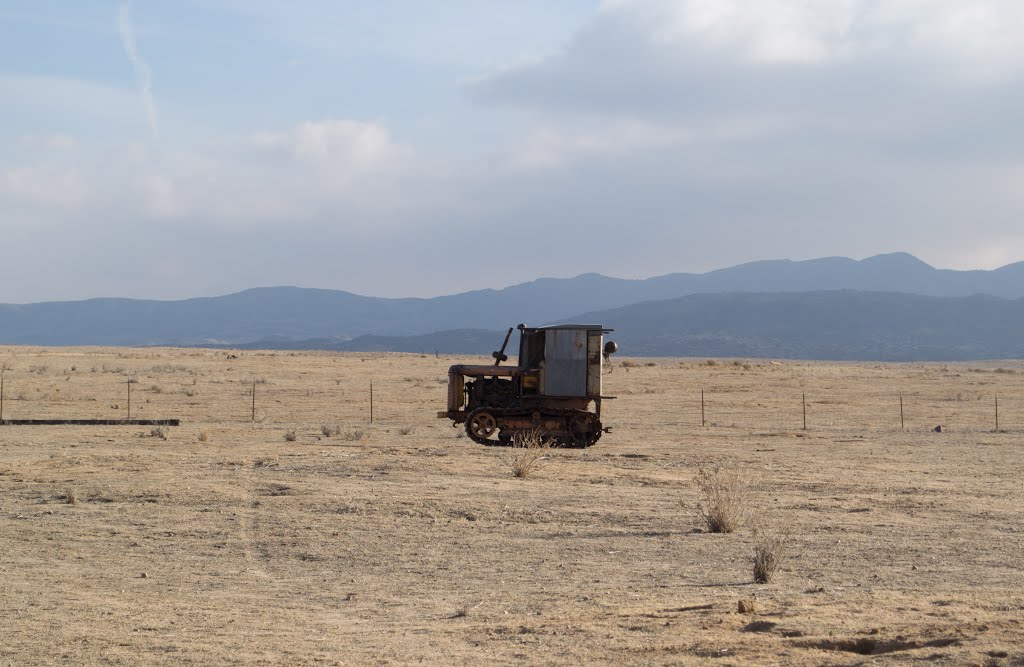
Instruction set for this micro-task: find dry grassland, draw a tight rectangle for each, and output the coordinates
[2,347,1024,665]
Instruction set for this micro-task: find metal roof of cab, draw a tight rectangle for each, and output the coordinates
[530,324,612,331]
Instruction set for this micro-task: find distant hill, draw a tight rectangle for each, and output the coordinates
[2,252,1024,358]
[234,329,507,356]
[232,290,1024,361]
[561,291,1024,360]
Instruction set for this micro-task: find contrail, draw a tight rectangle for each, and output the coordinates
[118,1,159,139]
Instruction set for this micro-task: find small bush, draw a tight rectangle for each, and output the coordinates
[753,530,789,583]
[197,430,210,443]
[321,424,340,437]
[705,359,719,366]
[694,465,751,533]
[398,426,415,436]
[620,360,639,368]
[183,387,196,397]
[342,430,365,442]
[64,489,78,505]
[284,429,297,442]
[506,430,549,479]
[645,361,657,367]
[150,426,168,440]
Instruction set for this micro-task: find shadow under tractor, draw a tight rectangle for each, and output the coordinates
[438,324,618,447]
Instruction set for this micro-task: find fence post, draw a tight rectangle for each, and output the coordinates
[995,393,999,432]
[701,388,705,427]
[900,394,904,431]
[370,380,374,424]
[802,393,807,430]
[1,370,5,423]
[251,379,256,422]
[127,374,132,421]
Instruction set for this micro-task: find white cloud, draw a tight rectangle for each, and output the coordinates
[594,0,1024,73]
[0,119,443,230]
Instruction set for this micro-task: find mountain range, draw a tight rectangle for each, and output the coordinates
[2,252,1024,360]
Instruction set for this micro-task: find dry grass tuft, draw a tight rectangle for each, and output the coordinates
[753,529,789,583]
[150,426,168,440]
[64,488,78,505]
[398,425,415,436]
[197,430,210,443]
[694,465,752,533]
[321,424,340,437]
[284,429,298,442]
[342,429,365,442]
[505,430,549,479]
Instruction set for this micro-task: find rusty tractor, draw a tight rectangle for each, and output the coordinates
[438,324,617,447]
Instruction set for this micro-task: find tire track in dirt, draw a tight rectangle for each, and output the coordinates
[235,466,287,580]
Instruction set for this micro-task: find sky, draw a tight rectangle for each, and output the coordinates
[2,0,1024,303]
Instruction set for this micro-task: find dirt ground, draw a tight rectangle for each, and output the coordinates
[1,346,1023,665]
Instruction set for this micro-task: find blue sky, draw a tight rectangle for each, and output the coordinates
[2,1,1024,302]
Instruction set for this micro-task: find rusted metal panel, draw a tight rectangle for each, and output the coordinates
[587,331,603,397]
[542,328,588,397]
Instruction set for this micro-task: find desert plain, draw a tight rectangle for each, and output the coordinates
[1,346,1023,665]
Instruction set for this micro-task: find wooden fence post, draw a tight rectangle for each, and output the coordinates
[802,393,807,430]
[900,394,904,430]
[370,381,374,424]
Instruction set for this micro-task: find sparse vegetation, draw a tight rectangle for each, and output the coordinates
[693,465,751,533]
[398,426,415,436]
[3,347,1024,662]
[753,529,789,583]
[705,359,719,366]
[505,430,549,479]
[321,424,340,437]
[284,429,298,442]
[150,426,168,440]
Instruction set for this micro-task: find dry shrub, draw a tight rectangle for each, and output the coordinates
[64,488,78,505]
[321,424,340,437]
[505,430,549,479]
[694,465,751,533]
[620,360,639,368]
[705,359,719,366]
[753,530,790,583]
[398,426,415,436]
[197,430,210,443]
[284,429,297,442]
[150,426,168,440]
[342,429,365,442]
